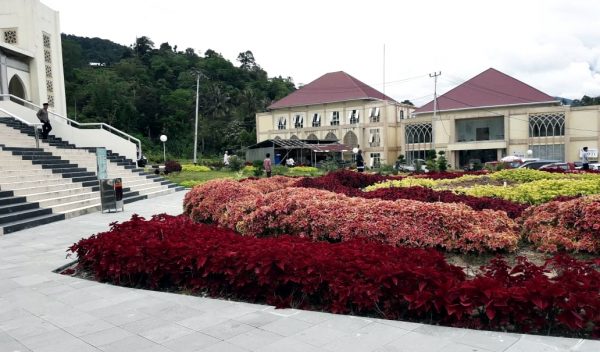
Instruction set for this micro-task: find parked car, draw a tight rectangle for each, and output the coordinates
[538,162,578,171]
[485,158,539,170]
[589,163,600,170]
[518,160,561,169]
[394,159,429,172]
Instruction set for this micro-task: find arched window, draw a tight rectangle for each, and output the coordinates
[306,133,318,141]
[8,75,27,105]
[529,113,565,137]
[404,123,432,163]
[528,112,565,161]
[290,135,299,140]
[343,131,358,147]
[405,123,432,144]
[324,132,337,141]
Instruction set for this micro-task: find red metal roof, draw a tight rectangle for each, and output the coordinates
[414,68,558,114]
[268,71,396,110]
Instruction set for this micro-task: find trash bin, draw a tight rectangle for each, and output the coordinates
[100,178,124,213]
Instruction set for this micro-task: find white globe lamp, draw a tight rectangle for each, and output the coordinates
[526,149,533,157]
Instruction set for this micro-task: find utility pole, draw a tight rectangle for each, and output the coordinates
[429,71,441,150]
[192,70,205,164]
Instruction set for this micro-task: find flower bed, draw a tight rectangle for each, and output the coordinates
[366,170,600,205]
[69,214,600,338]
[361,186,528,219]
[184,181,520,253]
[522,196,600,253]
[457,179,600,204]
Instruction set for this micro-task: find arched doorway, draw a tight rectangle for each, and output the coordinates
[9,75,26,105]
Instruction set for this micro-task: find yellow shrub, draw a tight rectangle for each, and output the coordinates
[181,164,211,172]
[243,165,257,173]
[456,178,600,204]
[287,166,319,174]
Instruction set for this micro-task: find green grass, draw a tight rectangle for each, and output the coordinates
[166,166,327,187]
[165,170,237,186]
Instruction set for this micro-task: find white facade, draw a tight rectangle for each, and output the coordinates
[0,0,66,115]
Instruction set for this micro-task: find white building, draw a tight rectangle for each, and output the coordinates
[0,0,66,115]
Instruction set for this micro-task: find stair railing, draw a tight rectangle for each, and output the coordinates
[0,94,142,160]
[0,107,42,148]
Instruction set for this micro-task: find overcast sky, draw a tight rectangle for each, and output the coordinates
[43,0,600,106]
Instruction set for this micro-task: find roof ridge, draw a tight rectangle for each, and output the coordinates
[414,68,556,113]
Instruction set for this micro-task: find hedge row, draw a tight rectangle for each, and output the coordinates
[184,180,520,253]
[69,214,600,338]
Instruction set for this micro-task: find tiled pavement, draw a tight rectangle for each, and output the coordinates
[0,191,598,352]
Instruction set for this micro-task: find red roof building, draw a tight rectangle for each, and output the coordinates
[414,68,558,114]
[268,71,396,110]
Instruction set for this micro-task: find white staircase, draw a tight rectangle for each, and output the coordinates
[0,114,185,235]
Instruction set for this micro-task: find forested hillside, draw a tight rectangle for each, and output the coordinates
[61,34,295,159]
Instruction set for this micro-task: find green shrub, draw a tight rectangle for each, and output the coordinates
[437,151,448,172]
[272,165,287,176]
[180,180,203,188]
[227,156,244,171]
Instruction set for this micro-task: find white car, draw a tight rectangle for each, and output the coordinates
[589,163,600,170]
[394,159,429,172]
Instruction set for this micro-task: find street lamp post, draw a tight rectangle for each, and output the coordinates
[160,135,168,162]
[193,72,200,164]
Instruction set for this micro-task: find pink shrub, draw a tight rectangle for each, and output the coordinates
[522,195,600,253]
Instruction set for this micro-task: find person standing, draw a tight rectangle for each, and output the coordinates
[263,153,272,177]
[356,149,365,172]
[223,151,230,166]
[36,103,52,139]
[581,147,590,170]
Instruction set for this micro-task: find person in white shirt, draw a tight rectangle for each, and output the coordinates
[581,147,590,170]
[223,151,230,166]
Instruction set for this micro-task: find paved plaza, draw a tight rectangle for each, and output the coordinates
[0,191,598,352]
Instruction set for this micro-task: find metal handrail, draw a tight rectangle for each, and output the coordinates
[0,107,42,148]
[0,94,142,160]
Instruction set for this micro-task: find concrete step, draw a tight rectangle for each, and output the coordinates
[61,204,102,219]
[0,207,53,225]
[0,178,79,189]
[0,212,65,235]
[0,164,44,170]
[0,201,39,215]
[35,191,99,208]
[50,196,101,214]
[23,187,94,202]
[0,195,27,207]
[0,174,64,183]
[9,182,82,195]
[0,168,48,176]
